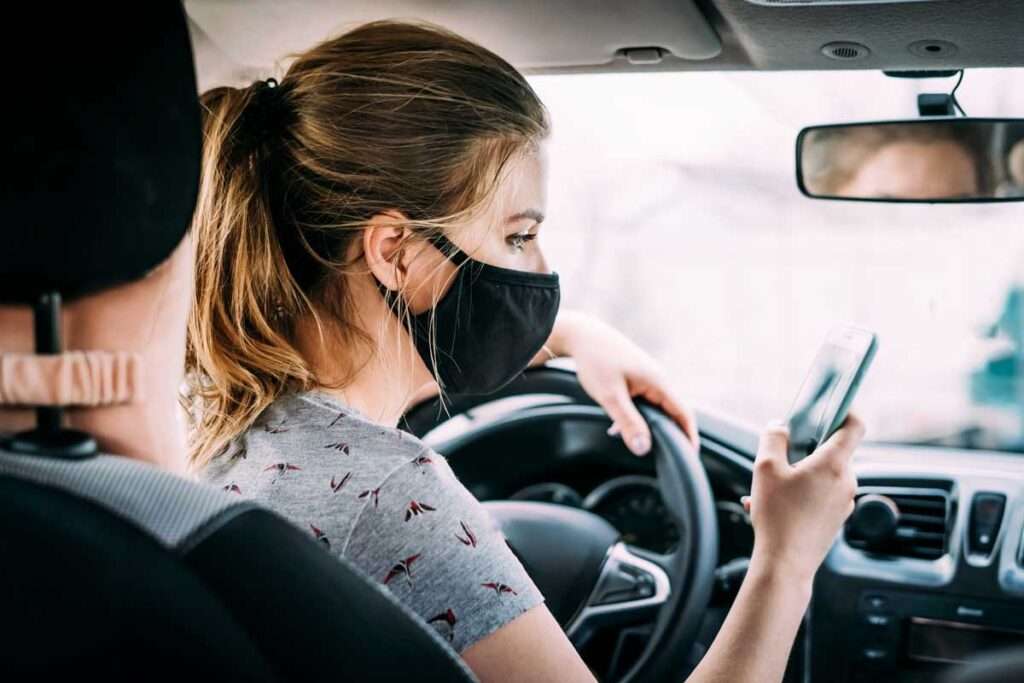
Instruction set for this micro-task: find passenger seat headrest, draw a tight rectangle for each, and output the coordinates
[0,2,201,304]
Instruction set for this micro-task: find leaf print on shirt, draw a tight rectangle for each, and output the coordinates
[358,486,382,508]
[263,419,289,434]
[310,524,330,549]
[330,472,352,493]
[411,455,434,473]
[455,521,477,547]
[328,412,345,428]
[482,582,519,598]
[428,609,458,642]
[262,463,302,478]
[222,483,242,495]
[404,500,436,521]
[384,554,421,587]
[325,442,350,454]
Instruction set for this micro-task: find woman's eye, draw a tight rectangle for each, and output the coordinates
[507,232,538,252]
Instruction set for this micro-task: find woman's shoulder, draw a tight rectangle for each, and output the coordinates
[235,389,426,454]
[201,389,432,490]
[343,447,544,652]
[202,391,543,653]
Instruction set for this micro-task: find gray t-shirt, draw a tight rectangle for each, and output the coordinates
[202,390,544,652]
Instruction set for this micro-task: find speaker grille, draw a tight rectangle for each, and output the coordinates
[821,42,870,61]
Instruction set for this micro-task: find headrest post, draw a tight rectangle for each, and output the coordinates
[0,292,98,460]
[34,292,64,435]
[34,292,61,353]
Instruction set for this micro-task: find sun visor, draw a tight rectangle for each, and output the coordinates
[186,0,721,85]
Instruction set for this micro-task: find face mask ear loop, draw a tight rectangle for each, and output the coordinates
[425,232,471,266]
[373,234,456,399]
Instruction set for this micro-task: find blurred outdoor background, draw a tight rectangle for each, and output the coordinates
[531,68,1024,452]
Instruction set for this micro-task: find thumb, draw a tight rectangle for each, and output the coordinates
[755,421,790,468]
[601,383,652,456]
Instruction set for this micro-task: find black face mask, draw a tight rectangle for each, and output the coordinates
[380,233,560,396]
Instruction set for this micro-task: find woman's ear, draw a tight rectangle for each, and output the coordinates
[363,211,411,291]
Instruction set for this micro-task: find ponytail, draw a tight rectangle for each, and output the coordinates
[187,83,331,466]
[186,20,548,468]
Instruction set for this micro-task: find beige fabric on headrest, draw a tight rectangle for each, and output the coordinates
[0,351,143,407]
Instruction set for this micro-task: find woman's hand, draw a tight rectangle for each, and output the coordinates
[686,416,864,683]
[744,415,865,585]
[543,310,699,456]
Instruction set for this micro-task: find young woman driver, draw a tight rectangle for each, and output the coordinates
[187,20,864,683]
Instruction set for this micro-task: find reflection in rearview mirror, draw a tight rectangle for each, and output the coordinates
[797,119,1024,203]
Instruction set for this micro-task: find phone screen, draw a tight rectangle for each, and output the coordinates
[792,346,857,444]
[788,327,876,462]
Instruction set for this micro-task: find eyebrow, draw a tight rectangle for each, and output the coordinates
[507,209,545,224]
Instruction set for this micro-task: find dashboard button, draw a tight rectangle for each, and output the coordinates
[862,593,889,611]
[969,492,1006,556]
[592,562,657,605]
[956,605,985,620]
[594,568,639,605]
[865,614,891,627]
[862,647,889,662]
[635,574,656,599]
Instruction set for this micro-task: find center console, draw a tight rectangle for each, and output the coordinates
[808,449,1024,682]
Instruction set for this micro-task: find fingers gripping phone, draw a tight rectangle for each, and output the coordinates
[787,326,877,464]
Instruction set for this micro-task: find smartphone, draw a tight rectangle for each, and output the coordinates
[787,326,877,464]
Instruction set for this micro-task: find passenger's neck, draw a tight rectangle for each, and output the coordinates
[75,372,191,477]
[0,308,191,477]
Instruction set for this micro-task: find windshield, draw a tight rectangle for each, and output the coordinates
[531,69,1024,452]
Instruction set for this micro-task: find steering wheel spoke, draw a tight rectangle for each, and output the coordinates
[566,542,672,648]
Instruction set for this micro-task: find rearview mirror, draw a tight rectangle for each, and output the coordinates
[797,118,1024,203]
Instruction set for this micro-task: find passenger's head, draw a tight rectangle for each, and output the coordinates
[0,1,200,473]
[804,123,987,200]
[0,241,195,472]
[188,20,549,465]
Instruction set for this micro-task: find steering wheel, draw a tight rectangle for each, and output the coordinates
[404,367,718,683]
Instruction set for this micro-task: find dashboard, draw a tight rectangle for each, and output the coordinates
[425,399,1024,682]
[428,404,757,564]
[812,444,1024,683]
[509,476,681,553]
[507,475,753,559]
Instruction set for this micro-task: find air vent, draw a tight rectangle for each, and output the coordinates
[845,487,952,560]
[821,42,870,61]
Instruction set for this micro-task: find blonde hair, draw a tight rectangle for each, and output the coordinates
[186,20,548,466]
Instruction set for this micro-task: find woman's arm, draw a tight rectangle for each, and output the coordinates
[687,419,862,681]
[459,416,864,683]
[463,607,596,683]
[465,563,810,683]
[531,309,700,454]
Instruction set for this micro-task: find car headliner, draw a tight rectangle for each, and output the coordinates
[186,0,1024,91]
